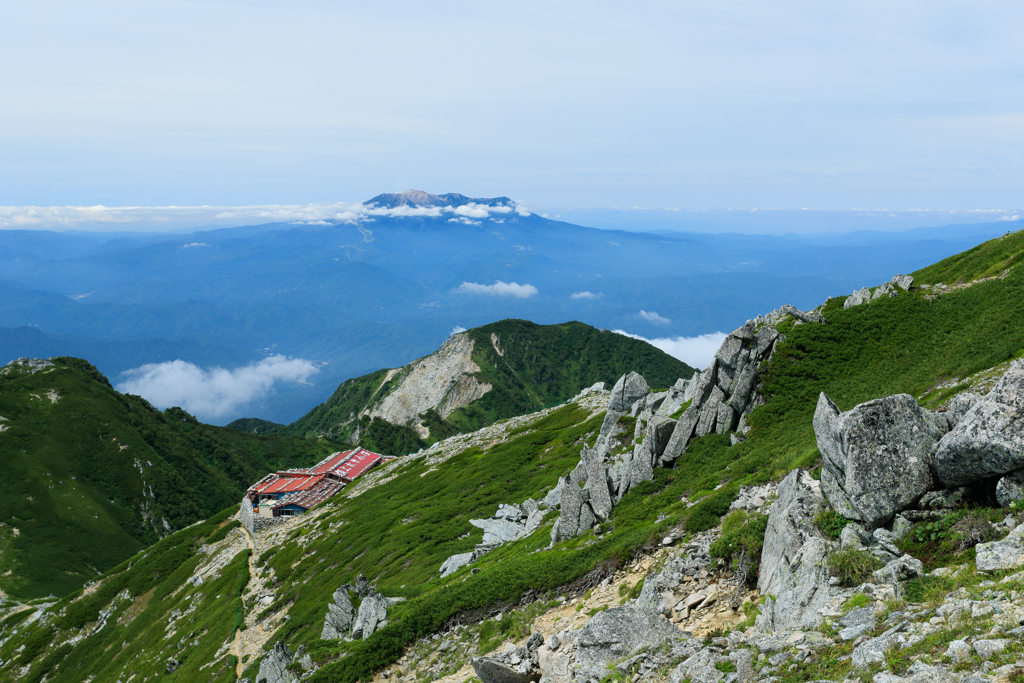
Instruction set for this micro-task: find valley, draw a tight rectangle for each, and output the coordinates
[1,229,1023,683]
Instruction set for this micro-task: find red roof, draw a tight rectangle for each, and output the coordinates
[273,478,344,511]
[333,449,383,481]
[259,473,326,495]
[309,450,355,475]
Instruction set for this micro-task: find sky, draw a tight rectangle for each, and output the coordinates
[2,1,1024,217]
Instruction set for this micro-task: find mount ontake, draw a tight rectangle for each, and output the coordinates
[2,228,1024,683]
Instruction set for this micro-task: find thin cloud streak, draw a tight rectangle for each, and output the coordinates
[456,281,538,298]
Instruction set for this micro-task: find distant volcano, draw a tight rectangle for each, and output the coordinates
[365,189,515,210]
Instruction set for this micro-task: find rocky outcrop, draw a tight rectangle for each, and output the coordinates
[845,275,912,309]
[471,632,544,683]
[256,641,298,683]
[756,470,836,632]
[320,585,356,639]
[574,606,685,680]
[440,500,550,576]
[814,392,947,527]
[933,360,1024,488]
[368,333,492,437]
[320,575,405,641]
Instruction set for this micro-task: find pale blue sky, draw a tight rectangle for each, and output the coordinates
[2,1,1023,214]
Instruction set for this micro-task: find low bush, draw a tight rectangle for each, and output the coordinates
[827,549,884,587]
[709,510,768,582]
[814,509,852,539]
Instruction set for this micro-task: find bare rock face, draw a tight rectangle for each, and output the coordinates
[756,470,835,632]
[320,586,355,640]
[369,333,491,435]
[814,392,945,528]
[256,641,298,683]
[609,372,651,412]
[574,606,684,680]
[933,361,1024,488]
[320,576,405,641]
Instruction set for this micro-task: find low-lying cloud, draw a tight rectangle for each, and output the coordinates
[613,330,728,369]
[638,310,671,324]
[457,281,538,298]
[570,291,600,299]
[116,355,319,420]
[0,199,531,230]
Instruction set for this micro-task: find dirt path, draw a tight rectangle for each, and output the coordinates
[233,522,259,676]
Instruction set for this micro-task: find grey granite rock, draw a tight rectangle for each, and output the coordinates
[871,554,924,584]
[439,552,474,578]
[845,287,871,308]
[351,591,390,639]
[575,606,684,680]
[852,622,908,668]
[946,639,971,664]
[581,446,613,521]
[973,639,1008,660]
[934,360,1024,487]
[470,657,535,683]
[609,372,651,412]
[256,641,298,683]
[903,664,958,683]
[320,585,356,639]
[946,392,980,427]
[814,392,945,528]
[840,523,870,550]
[756,470,835,631]
[976,523,1024,572]
[891,274,913,290]
[997,469,1024,508]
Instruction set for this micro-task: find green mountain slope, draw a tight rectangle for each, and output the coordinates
[5,230,1024,683]
[273,319,693,448]
[0,357,340,599]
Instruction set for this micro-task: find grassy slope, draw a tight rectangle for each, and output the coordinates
[279,319,693,444]
[8,230,1024,683]
[0,508,249,683]
[0,357,341,599]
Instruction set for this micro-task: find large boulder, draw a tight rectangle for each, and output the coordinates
[756,470,835,632]
[574,606,684,679]
[813,392,945,528]
[609,372,651,412]
[933,361,1024,488]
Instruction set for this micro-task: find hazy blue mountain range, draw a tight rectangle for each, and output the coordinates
[0,190,1017,424]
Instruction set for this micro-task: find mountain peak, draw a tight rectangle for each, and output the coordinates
[365,190,514,210]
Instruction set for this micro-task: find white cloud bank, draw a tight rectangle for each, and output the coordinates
[457,281,538,298]
[0,200,531,231]
[613,330,728,370]
[450,325,467,335]
[638,310,671,324]
[116,355,319,420]
[570,291,600,299]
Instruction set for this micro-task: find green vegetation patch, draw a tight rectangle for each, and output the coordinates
[0,357,341,599]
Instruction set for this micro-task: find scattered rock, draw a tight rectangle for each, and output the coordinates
[575,606,685,680]
[946,639,972,664]
[973,638,1008,660]
[976,524,1024,572]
